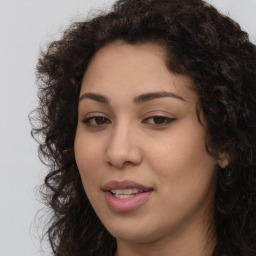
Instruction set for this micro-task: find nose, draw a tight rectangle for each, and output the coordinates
[104,123,143,169]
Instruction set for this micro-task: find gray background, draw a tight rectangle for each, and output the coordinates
[0,0,255,255]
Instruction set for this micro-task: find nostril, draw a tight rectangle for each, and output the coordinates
[107,160,133,169]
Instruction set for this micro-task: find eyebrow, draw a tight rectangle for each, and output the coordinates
[79,91,185,104]
[79,92,110,104]
[134,91,185,104]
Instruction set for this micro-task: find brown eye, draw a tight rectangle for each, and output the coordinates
[152,116,168,125]
[94,116,109,125]
[143,116,176,126]
[83,116,111,126]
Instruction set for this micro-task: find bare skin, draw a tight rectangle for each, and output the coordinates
[75,41,218,256]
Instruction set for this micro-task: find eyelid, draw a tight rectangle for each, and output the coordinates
[141,111,176,126]
[142,116,176,126]
[81,111,109,119]
[142,110,175,119]
[81,112,111,127]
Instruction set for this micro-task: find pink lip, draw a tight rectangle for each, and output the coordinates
[103,180,152,191]
[103,180,153,212]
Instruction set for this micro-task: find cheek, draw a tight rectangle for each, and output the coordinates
[145,123,217,183]
[74,132,104,184]
[74,137,106,213]
[145,132,217,218]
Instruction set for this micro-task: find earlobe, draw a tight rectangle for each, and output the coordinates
[217,153,229,168]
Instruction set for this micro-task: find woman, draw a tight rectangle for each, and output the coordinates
[32,0,256,255]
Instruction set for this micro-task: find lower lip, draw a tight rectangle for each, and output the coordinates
[104,191,152,212]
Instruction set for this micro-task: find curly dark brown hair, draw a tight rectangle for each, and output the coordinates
[31,0,256,255]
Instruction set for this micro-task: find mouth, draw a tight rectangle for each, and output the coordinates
[102,180,154,212]
[110,188,149,199]
[103,180,153,194]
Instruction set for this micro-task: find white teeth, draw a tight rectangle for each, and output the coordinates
[111,188,141,195]
[110,188,143,198]
[114,194,134,199]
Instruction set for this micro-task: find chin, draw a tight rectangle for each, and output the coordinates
[102,217,163,244]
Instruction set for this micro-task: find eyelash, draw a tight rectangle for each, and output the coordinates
[142,116,176,126]
[82,115,176,127]
[82,116,111,126]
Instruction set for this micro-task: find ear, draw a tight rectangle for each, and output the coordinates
[217,153,230,168]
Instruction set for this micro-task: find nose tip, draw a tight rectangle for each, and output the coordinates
[104,129,142,169]
[105,145,142,168]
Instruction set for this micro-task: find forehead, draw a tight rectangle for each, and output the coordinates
[91,41,166,63]
[85,41,167,78]
[81,41,197,102]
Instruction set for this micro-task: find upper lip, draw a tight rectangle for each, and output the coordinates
[102,180,153,192]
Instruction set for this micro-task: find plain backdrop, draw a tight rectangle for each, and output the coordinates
[0,0,255,255]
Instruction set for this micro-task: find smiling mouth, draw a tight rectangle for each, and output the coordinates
[110,188,147,199]
[102,180,154,212]
[103,180,153,195]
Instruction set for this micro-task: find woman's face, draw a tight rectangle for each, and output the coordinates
[75,42,217,244]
